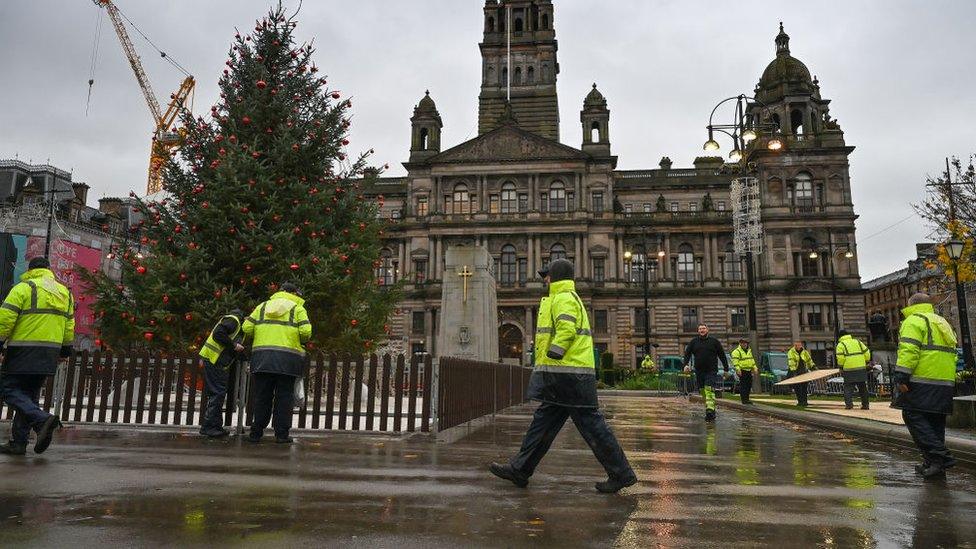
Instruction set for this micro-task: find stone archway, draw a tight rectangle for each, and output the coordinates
[499,323,524,364]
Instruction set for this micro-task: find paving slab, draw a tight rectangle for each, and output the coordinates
[0,396,975,547]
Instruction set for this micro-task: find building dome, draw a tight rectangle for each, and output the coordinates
[584,83,606,107]
[415,90,438,113]
[755,23,817,102]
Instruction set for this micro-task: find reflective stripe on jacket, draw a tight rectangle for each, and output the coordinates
[533,279,594,373]
[199,314,242,367]
[0,268,75,375]
[893,303,957,414]
[242,291,312,377]
[787,347,814,372]
[731,345,756,370]
[835,334,870,371]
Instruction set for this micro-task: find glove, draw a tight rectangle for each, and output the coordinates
[60,345,73,359]
[546,350,562,361]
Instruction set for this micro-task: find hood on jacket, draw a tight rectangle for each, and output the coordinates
[901,302,958,347]
[264,291,304,318]
[21,268,68,309]
[548,279,576,296]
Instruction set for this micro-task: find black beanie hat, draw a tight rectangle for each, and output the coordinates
[547,258,574,282]
[28,257,50,270]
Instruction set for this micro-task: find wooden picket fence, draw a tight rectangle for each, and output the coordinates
[437,357,532,431]
[2,350,433,433]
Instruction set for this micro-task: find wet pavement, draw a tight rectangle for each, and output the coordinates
[0,396,975,548]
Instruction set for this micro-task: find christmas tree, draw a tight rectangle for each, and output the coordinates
[84,3,399,354]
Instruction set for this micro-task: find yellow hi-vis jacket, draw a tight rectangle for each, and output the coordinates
[788,347,815,373]
[731,345,756,371]
[242,291,312,377]
[835,334,870,371]
[199,314,242,368]
[893,303,957,414]
[0,268,74,375]
[533,279,594,373]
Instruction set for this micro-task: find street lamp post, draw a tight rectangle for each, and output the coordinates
[945,237,975,371]
[703,94,783,355]
[807,230,855,344]
[624,228,664,367]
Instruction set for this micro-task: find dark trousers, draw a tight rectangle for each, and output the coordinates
[739,371,753,404]
[793,383,808,406]
[201,360,232,432]
[509,402,634,481]
[844,382,869,409]
[250,373,295,439]
[1,373,50,443]
[902,409,953,466]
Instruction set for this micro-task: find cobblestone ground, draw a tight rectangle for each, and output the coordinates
[0,395,974,548]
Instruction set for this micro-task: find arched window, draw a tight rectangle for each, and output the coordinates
[772,113,781,132]
[723,242,743,281]
[452,183,471,215]
[500,244,517,284]
[501,182,517,213]
[514,67,522,85]
[541,64,549,82]
[628,244,646,283]
[527,66,535,84]
[549,243,567,263]
[377,248,395,286]
[514,17,523,32]
[795,172,813,208]
[590,121,600,143]
[501,67,508,86]
[549,181,567,212]
[799,237,819,276]
[487,16,495,32]
[542,14,549,30]
[677,243,695,282]
[791,109,804,135]
[419,127,429,150]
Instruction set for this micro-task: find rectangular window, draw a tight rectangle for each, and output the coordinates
[518,193,529,212]
[717,201,726,211]
[689,202,698,212]
[634,307,649,331]
[803,304,824,327]
[567,192,575,211]
[412,311,425,335]
[518,258,527,283]
[681,307,699,332]
[540,193,549,212]
[730,306,747,330]
[416,196,428,216]
[624,203,633,214]
[444,195,452,214]
[592,192,604,213]
[593,258,605,282]
[489,194,500,214]
[411,342,426,357]
[414,259,427,284]
[593,310,608,334]
[643,203,652,213]
[670,202,679,212]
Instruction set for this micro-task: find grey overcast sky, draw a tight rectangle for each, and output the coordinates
[1,1,974,281]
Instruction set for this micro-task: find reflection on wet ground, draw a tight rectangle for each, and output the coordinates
[0,396,974,547]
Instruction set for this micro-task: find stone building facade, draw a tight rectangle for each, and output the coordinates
[364,2,865,368]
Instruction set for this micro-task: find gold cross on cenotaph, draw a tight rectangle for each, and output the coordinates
[457,265,473,302]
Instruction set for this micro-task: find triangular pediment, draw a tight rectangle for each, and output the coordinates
[426,124,589,164]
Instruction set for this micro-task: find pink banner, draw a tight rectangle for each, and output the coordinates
[26,238,101,336]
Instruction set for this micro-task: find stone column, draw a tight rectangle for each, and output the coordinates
[530,175,537,210]
[432,176,440,213]
[663,235,671,279]
[574,233,582,269]
[581,233,589,279]
[703,234,712,279]
[527,235,534,276]
[435,236,443,280]
[610,234,619,280]
[534,234,542,270]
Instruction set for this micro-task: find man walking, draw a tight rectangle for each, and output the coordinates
[731,338,756,405]
[242,282,311,443]
[683,324,730,421]
[787,341,816,407]
[0,257,73,455]
[489,259,637,493]
[835,330,872,410]
[893,293,958,478]
[199,309,246,438]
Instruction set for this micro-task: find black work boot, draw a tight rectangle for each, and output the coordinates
[0,441,27,455]
[489,462,528,488]
[274,436,294,444]
[201,427,229,438]
[595,472,638,494]
[914,461,930,476]
[33,415,61,454]
[921,462,949,479]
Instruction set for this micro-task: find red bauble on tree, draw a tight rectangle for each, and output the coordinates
[256,79,267,89]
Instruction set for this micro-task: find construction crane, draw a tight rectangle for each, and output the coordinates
[93,0,194,195]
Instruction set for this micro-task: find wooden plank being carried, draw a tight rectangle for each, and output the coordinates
[774,368,840,386]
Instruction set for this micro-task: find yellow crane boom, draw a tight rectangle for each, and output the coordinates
[95,0,194,195]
